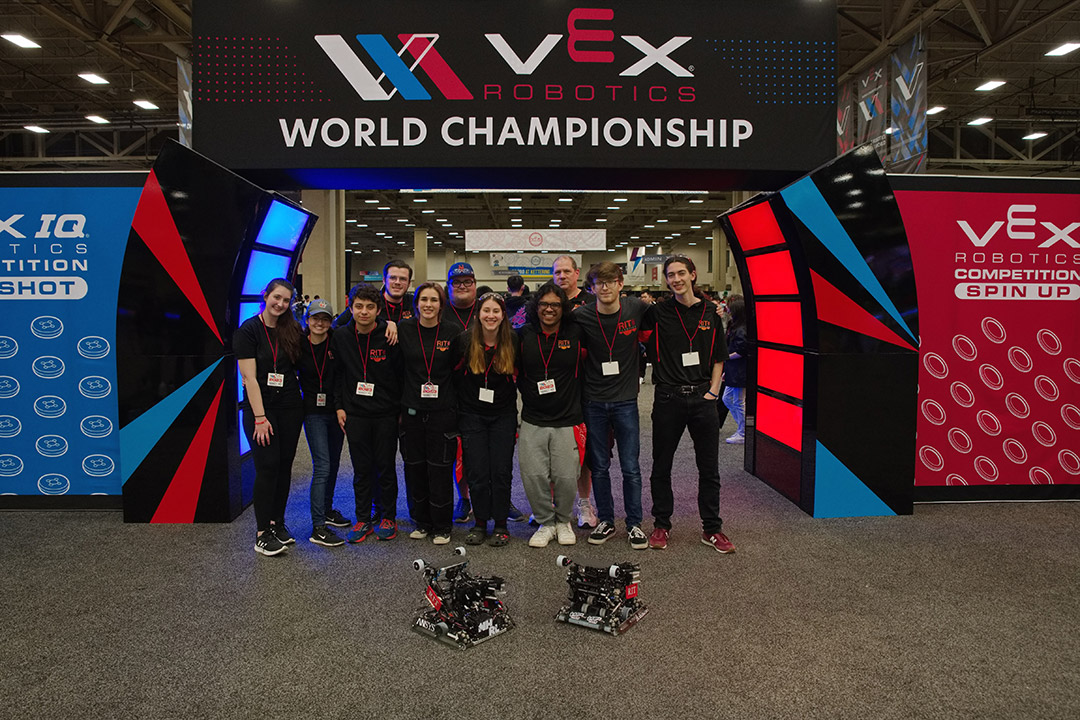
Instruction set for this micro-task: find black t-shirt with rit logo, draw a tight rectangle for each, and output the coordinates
[233,314,301,409]
[297,332,339,416]
[643,296,728,387]
[572,295,651,403]
[397,317,457,411]
[517,321,584,427]
[330,319,403,418]
[453,332,517,416]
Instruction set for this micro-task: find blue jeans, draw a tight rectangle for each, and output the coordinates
[304,413,344,527]
[722,387,746,436]
[583,399,642,527]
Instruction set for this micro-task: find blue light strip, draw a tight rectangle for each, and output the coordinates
[254,199,309,252]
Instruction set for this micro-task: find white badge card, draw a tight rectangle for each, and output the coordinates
[602,361,619,376]
[478,388,495,404]
[356,382,375,397]
[537,379,557,395]
[421,382,439,399]
[267,372,284,388]
[316,392,327,407]
[682,351,700,367]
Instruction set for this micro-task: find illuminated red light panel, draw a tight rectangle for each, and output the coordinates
[727,201,786,251]
[757,347,803,400]
[755,302,803,347]
[745,251,798,296]
[756,392,803,452]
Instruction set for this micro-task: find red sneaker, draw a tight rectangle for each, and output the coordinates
[702,532,735,554]
[648,527,669,550]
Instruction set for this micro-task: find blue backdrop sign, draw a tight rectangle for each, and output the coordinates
[0,186,141,497]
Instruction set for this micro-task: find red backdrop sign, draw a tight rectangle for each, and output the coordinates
[896,184,1080,489]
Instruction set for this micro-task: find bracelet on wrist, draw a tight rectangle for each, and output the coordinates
[254,414,266,418]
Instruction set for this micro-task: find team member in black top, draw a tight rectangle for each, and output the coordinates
[235,278,305,556]
[518,282,585,548]
[643,256,735,554]
[723,294,749,445]
[397,282,458,544]
[379,259,414,323]
[297,299,349,548]
[504,274,528,328]
[572,262,653,549]
[332,283,403,544]
[455,293,518,547]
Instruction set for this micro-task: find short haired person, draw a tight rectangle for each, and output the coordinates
[551,254,599,529]
[332,283,403,543]
[518,281,584,548]
[380,259,414,323]
[298,299,350,547]
[644,257,735,554]
[504,274,528,329]
[723,295,748,445]
[236,278,305,556]
[572,262,652,549]
[397,283,458,544]
[640,290,656,305]
[455,293,519,547]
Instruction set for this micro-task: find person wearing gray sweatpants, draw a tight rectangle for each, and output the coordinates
[516,282,585,548]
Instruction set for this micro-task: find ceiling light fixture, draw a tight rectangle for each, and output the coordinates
[133,99,158,109]
[86,115,109,124]
[364,199,378,204]
[2,34,41,48]
[613,197,628,202]
[1023,131,1048,140]
[559,197,573,202]
[24,125,48,134]
[688,198,705,204]
[79,73,109,85]
[1045,42,1080,56]
[968,117,993,126]
[975,80,1005,91]
[926,105,946,115]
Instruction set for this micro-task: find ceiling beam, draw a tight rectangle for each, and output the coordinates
[839,10,879,44]
[889,0,919,36]
[839,0,962,85]
[146,0,191,35]
[960,0,993,46]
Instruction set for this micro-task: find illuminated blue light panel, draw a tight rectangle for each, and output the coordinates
[255,199,309,251]
[241,250,291,295]
[239,410,250,455]
[238,302,263,325]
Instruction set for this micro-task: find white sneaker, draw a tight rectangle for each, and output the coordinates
[725,433,745,445]
[576,497,598,529]
[529,524,558,548]
[408,528,429,539]
[556,522,577,546]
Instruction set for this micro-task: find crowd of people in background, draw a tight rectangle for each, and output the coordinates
[236,255,745,557]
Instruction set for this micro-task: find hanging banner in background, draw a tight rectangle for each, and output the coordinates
[895,178,1080,491]
[0,186,141,497]
[856,61,888,161]
[490,252,581,279]
[468,229,604,252]
[837,80,855,155]
[888,32,926,173]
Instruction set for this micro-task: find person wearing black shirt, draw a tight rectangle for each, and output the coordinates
[332,283,403,544]
[455,294,519,547]
[643,257,735,554]
[504,274,528,329]
[571,261,653,550]
[723,294,748,445]
[235,278,305,556]
[518,282,584,548]
[397,282,458,544]
[380,259,414,324]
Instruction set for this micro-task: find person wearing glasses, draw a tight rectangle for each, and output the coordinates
[455,293,519,547]
[572,262,653,550]
[380,259,414,323]
[643,257,735,554]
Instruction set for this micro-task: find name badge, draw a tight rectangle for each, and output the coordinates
[602,361,619,376]
[316,392,327,407]
[356,382,375,397]
[682,352,700,367]
[267,372,284,387]
[478,387,495,403]
[537,379,556,395]
[421,382,439,399]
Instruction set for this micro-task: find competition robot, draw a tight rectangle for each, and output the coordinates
[554,555,648,635]
[411,546,514,650]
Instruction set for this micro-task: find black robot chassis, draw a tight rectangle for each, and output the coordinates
[554,555,648,635]
[411,546,514,650]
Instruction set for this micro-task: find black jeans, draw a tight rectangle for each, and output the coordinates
[345,413,399,523]
[649,383,723,533]
[243,405,303,533]
[459,411,517,528]
[400,408,457,534]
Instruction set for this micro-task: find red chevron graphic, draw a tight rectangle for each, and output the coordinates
[132,170,223,344]
[811,270,916,350]
[151,381,224,523]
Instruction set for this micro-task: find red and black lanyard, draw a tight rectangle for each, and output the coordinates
[308,336,329,392]
[482,344,498,388]
[355,324,374,382]
[595,303,622,361]
[417,321,440,383]
[448,302,475,330]
[385,299,404,323]
[537,330,558,380]
[259,316,278,373]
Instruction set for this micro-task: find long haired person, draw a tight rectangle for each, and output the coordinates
[397,282,458,544]
[235,278,304,556]
[455,293,519,547]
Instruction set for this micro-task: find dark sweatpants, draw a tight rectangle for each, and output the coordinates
[244,405,304,532]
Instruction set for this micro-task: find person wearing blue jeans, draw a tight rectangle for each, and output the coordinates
[572,261,653,550]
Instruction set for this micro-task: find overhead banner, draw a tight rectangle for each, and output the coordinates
[888,33,926,172]
[855,61,888,161]
[836,81,855,155]
[0,185,141,498]
[894,177,1080,493]
[468,228,604,252]
[491,253,581,279]
[191,0,836,174]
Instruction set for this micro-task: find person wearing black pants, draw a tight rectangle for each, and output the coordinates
[235,278,305,556]
[397,282,458,544]
[644,257,735,555]
[454,293,519,547]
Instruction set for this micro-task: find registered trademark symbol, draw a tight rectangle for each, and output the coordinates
[688,65,695,72]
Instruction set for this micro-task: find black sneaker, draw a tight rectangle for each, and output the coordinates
[587,520,617,545]
[255,531,286,556]
[271,523,295,545]
[310,526,344,547]
[453,498,473,524]
[324,509,350,528]
[628,525,648,550]
[508,503,527,523]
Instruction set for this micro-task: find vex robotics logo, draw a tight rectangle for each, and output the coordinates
[317,8,693,102]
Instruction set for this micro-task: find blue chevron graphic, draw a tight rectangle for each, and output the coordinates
[780,178,917,343]
[120,359,222,484]
[814,441,896,518]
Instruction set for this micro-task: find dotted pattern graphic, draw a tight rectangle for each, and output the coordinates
[192,36,328,104]
[918,318,1079,486]
[705,39,834,105]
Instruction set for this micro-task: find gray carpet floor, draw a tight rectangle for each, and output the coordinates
[2,381,1078,719]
